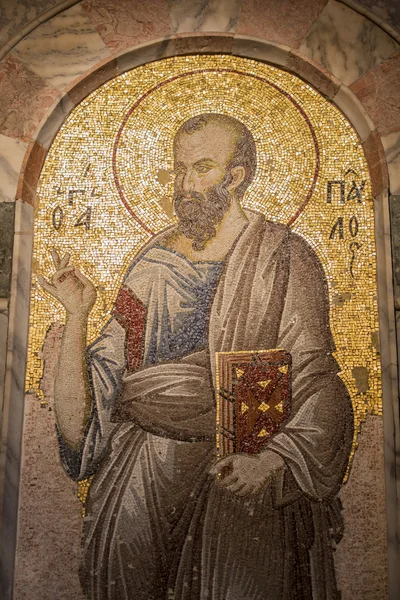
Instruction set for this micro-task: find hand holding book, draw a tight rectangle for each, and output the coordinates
[211,349,291,496]
[209,450,285,497]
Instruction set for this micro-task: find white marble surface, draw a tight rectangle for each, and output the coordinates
[116,38,174,76]
[382,132,400,195]
[11,4,111,91]
[169,0,241,33]
[0,135,28,203]
[34,93,75,149]
[373,188,400,599]
[0,311,8,419]
[299,0,399,86]
[14,198,34,235]
[0,200,34,600]
[232,36,290,66]
[0,0,64,49]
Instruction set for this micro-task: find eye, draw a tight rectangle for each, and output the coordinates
[196,164,212,174]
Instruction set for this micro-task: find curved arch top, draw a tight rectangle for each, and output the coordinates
[1,19,399,600]
[17,34,387,211]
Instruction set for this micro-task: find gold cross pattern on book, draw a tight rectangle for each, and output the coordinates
[216,349,292,459]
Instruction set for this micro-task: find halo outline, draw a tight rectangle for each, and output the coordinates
[112,67,320,234]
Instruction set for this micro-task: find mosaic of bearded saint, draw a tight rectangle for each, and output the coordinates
[39,113,353,600]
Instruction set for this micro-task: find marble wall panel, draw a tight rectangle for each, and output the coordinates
[373,189,400,599]
[332,84,374,142]
[389,195,400,308]
[81,0,171,54]
[66,56,119,106]
[299,0,398,86]
[350,52,400,137]
[286,50,341,98]
[382,132,400,195]
[16,142,47,207]
[0,200,33,600]
[237,0,328,48]
[33,94,74,151]
[168,32,234,55]
[232,36,289,66]
[0,55,60,141]
[0,310,8,416]
[169,0,241,33]
[11,4,111,91]
[0,203,15,297]
[353,0,400,32]
[362,130,389,197]
[0,0,63,50]
[0,135,28,203]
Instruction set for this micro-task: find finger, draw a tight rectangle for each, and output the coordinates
[218,473,239,487]
[38,274,58,296]
[227,480,247,494]
[209,456,233,475]
[58,252,71,270]
[73,268,93,287]
[236,483,254,497]
[51,248,61,269]
[52,266,75,285]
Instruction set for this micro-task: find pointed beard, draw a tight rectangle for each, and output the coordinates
[173,174,232,251]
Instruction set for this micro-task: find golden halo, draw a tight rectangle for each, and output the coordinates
[113,67,320,234]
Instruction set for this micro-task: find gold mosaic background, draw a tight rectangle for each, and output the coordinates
[27,55,381,465]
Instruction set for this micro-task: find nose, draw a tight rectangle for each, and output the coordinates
[182,168,195,194]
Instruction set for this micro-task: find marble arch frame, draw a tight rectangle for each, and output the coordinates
[1,33,399,600]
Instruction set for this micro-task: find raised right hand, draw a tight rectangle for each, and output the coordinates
[38,249,97,318]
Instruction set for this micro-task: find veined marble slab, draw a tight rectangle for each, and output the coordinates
[0,135,28,203]
[169,0,241,33]
[82,0,171,54]
[0,312,9,417]
[11,4,111,91]
[0,0,62,49]
[382,132,400,195]
[299,0,399,86]
[0,203,15,297]
[354,0,400,31]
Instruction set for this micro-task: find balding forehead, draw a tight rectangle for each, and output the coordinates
[174,121,237,162]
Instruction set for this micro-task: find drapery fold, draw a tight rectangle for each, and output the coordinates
[58,211,353,600]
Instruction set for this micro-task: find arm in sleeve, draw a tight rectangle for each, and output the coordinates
[57,317,126,481]
[267,232,354,501]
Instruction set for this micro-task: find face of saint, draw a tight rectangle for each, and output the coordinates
[173,122,240,250]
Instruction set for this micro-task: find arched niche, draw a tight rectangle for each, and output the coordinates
[1,36,398,600]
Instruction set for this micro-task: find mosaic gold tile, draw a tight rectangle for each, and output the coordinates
[26,54,381,479]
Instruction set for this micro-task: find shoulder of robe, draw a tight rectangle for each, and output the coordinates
[246,211,325,283]
[119,226,179,286]
[287,229,325,274]
[246,211,290,260]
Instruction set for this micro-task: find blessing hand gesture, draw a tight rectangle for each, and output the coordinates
[38,249,97,318]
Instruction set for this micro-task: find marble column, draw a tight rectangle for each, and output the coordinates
[0,200,34,600]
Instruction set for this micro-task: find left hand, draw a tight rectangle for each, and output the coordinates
[209,451,285,497]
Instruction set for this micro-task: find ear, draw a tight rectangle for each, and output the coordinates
[226,165,245,192]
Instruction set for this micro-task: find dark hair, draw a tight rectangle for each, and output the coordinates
[175,113,257,197]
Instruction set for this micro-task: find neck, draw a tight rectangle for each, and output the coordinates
[216,196,248,239]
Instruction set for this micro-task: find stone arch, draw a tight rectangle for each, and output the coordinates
[0,6,399,598]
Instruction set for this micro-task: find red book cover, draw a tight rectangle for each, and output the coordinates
[216,349,292,459]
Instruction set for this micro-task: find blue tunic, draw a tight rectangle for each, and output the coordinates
[144,246,223,364]
[58,246,223,480]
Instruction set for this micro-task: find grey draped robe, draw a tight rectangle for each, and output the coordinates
[59,211,353,600]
